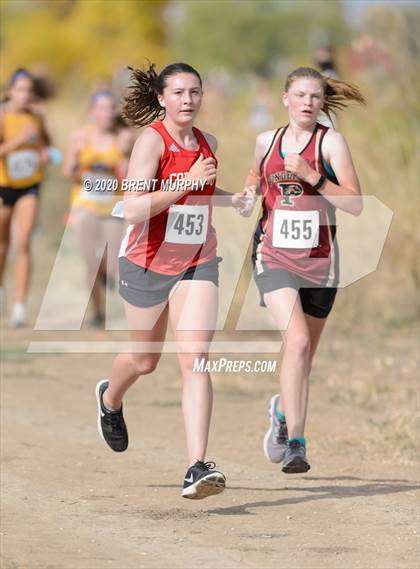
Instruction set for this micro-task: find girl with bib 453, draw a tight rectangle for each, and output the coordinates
[95,63,252,499]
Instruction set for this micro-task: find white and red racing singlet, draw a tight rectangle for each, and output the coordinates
[119,120,217,275]
[254,122,339,286]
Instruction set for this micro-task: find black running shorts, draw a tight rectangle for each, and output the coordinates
[0,184,40,207]
[254,267,337,319]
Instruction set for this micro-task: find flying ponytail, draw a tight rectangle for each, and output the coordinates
[122,62,202,128]
[122,64,163,128]
[284,67,366,119]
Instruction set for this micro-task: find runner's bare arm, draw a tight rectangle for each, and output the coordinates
[284,130,363,216]
[202,132,236,201]
[212,187,255,211]
[320,130,362,215]
[62,129,84,180]
[117,127,135,158]
[114,128,135,179]
[36,113,52,165]
[202,131,217,154]
[123,128,217,224]
[0,110,40,158]
[201,131,240,203]
[200,132,255,210]
[37,112,51,147]
[201,131,230,200]
[226,130,275,215]
[243,130,276,195]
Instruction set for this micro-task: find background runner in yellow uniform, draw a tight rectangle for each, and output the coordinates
[63,90,133,327]
[0,68,51,326]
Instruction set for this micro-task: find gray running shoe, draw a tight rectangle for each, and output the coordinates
[282,440,311,474]
[263,394,288,463]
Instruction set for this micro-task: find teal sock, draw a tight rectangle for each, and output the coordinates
[275,405,286,422]
[288,436,306,447]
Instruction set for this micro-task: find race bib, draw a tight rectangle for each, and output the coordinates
[165,205,209,244]
[81,171,118,203]
[272,210,319,249]
[7,150,39,180]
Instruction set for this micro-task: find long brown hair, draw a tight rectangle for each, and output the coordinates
[122,62,202,128]
[285,67,365,118]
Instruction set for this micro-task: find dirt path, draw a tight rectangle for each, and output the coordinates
[1,323,419,569]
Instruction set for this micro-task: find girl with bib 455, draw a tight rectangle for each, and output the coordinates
[243,67,365,474]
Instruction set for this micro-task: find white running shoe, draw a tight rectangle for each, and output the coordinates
[10,303,27,327]
[263,394,289,463]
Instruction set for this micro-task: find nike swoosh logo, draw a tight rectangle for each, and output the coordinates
[184,473,194,483]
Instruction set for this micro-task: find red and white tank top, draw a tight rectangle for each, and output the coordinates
[119,120,217,275]
[254,122,339,286]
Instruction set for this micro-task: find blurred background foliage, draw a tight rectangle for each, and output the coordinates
[1,0,169,81]
[0,0,419,333]
[169,0,349,76]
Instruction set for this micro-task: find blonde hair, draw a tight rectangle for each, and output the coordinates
[285,67,366,118]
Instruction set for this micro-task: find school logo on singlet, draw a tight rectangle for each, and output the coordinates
[169,143,180,152]
[278,183,303,206]
[267,171,303,207]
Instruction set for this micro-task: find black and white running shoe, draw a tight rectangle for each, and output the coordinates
[181,461,226,500]
[95,379,128,452]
